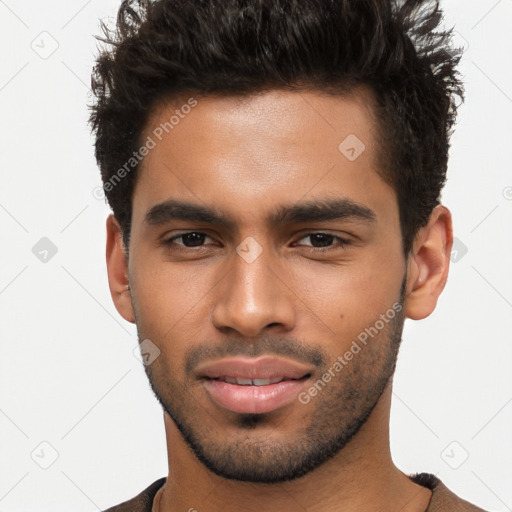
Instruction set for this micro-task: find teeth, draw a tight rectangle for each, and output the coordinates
[218,377,286,385]
[252,378,271,386]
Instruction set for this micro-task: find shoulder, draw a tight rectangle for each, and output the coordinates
[410,473,490,512]
[102,478,166,512]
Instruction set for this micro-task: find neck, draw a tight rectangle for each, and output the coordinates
[158,384,432,512]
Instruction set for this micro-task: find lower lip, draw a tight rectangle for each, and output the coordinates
[202,378,308,414]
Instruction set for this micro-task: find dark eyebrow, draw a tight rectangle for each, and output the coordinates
[145,200,236,230]
[144,197,376,229]
[269,198,376,226]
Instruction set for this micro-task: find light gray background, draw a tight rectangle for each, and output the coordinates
[1,1,511,510]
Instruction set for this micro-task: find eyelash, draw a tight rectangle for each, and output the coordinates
[163,232,352,252]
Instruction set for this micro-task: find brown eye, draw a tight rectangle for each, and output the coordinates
[165,232,213,248]
[296,233,351,250]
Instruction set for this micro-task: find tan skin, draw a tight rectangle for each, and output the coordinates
[106,87,452,512]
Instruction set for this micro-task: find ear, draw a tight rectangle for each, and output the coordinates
[404,205,453,320]
[106,214,135,323]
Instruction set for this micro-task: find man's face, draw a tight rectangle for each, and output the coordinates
[125,88,407,482]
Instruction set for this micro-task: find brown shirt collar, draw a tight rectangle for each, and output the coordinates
[409,473,488,511]
[103,473,488,512]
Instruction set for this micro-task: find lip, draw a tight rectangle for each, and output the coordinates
[197,356,313,414]
[195,356,313,380]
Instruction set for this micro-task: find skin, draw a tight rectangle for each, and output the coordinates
[106,86,452,512]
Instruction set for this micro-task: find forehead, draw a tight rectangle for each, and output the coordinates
[144,86,380,165]
[133,87,396,229]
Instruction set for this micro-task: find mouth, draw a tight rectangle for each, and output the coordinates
[196,356,313,414]
[207,376,309,386]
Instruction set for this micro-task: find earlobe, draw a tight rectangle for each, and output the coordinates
[404,205,453,320]
[106,214,135,324]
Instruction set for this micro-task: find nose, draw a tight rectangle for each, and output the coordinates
[211,242,296,338]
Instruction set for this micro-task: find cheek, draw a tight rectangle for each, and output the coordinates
[130,258,217,361]
[132,250,210,318]
[291,257,402,332]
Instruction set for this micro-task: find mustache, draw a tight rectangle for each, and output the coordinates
[184,335,327,375]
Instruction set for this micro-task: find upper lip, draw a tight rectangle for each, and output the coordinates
[195,356,313,381]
